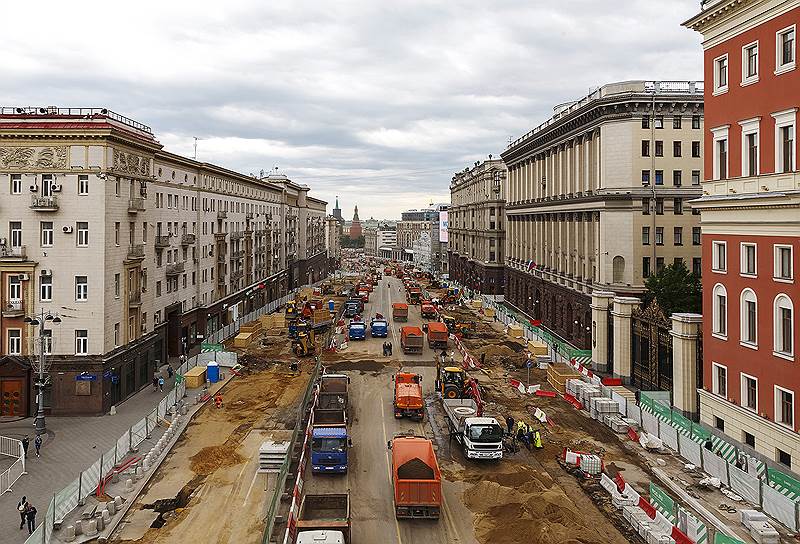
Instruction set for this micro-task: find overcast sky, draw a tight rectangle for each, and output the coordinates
[2,0,703,219]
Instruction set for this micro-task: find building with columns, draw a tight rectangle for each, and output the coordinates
[449,158,507,294]
[685,0,800,469]
[396,208,437,250]
[0,107,327,416]
[501,81,704,349]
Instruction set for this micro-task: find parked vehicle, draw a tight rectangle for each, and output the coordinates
[442,398,503,460]
[370,318,388,338]
[392,302,409,322]
[311,425,349,473]
[421,303,437,318]
[348,320,366,340]
[296,493,351,543]
[425,321,449,349]
[388,435,441,519]
[343,299,361,318]
[318,374,349,411]
[400,326,423,354]
[407,287,422,305]
[393,372,424,420]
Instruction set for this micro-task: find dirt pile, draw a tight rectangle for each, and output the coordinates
[189,445,246,475]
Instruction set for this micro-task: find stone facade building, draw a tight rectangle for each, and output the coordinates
[349,205,362,240]
[0,107,327,416]
[501,81,704,348]
[364,227,377,256]
[449,159,507,294]
[326,215,342,270]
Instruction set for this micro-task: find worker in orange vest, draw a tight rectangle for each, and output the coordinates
[214,393,223,409]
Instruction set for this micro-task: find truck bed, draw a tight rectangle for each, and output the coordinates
[314,408,346,426]
[297,494,350,539]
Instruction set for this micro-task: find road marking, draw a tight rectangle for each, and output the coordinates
[381,400,404,544]
[241,468,260,507]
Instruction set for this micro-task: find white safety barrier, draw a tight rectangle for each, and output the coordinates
[701,447,730,487]
[729,463,761,506]
[0,436,25,496]
[762,483,798,531]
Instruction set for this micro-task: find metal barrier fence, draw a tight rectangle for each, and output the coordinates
[0,436,25,496]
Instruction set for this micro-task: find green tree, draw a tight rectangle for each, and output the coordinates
[340,235,365,248]
[643,261,702,316]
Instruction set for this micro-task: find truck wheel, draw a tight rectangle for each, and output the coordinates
[444,385,459,399]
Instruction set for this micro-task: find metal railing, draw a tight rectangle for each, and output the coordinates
[180,233,196,245]
[0,436,25,497]
[127,198,145,212]
[0,245,26,259]
[3,299,24,316]
[30,195,59,210]
[126,244,145,261]
[154,235,171,248]
[166,262,185,276]
[0,107,152,134]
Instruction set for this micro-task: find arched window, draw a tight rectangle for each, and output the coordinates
[740,289,757,346]
[612,256,625,283]
[713,283,728,337]
[774,294,794,357]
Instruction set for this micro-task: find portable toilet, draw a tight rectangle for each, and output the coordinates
[206,361,220,383]
[328,299,335,312]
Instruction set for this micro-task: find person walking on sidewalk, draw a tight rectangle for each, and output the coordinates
[34,435,42,458]
[25,503,37,534]
[21,436,29,458]
[158,376,164,392]
[17,496,28,530]
[152,375,158,392]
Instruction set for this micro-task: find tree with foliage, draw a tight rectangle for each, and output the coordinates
[340,235,365,248]
[642,261,702,316]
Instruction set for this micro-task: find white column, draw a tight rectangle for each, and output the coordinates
[591,291,615,372]
[671,313,703,418]
[612,296,640,382]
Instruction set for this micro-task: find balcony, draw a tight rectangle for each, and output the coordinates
[126,243,145,261]
[0,246,26,260]
[3,299,24,317]
[128,198,145,213]
[230,270,244,281]
[155,235,171,249]
[230,249,245,260]
[217,210,228,220]
[230,231,244,240]
[166,261,185,276]
[128,290,142,306]
[245,212,254,220]
[217,253,226,264]
[214,232,227,241]
[30,195,59,211]
[181,233,196,245]
[217,276,226,287]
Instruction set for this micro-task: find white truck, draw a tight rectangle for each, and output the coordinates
[441,398,504,460]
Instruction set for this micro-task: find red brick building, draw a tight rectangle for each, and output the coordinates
[685,0,800,469]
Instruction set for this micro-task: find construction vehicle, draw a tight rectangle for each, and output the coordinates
[348,320,366,340]
[442,398,503,460]
[296,493,351,543]
[293,328,317,356]
[370,317,388,338]
[392,372,424,420]
[400,326,423,354]
[443,287,461,304]
[344,297,363,318]
[392,302,409,322]
[286,299,297,317]
[441,315,475,338]
[425,321,449,349]
[384,267,392,276]
[319,374,349,412]
[420,302,437,318]
[388,435,441,519]
[407,287,422,305]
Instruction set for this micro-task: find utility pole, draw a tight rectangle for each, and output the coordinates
[25,311,61,436]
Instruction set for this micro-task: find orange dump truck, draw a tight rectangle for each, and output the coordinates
[393,372,424,420]
[400,326,423,354]
[420,303,437,319]
[425,321,449,349]
[392,302,409,322]
[389,435,441,519]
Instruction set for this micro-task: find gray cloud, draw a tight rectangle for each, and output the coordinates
[0,0,703,218]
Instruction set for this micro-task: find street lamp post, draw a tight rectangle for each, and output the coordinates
[24,311,61,437]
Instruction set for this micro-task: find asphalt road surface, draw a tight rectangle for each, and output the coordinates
[306,274,478,544]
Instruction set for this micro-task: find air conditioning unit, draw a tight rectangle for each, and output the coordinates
[51,184,62,192]
[40,269,52,276]
[18,273,29,281]
[29,184,38,192]
[63,226,74,233]
[0,238,6,246]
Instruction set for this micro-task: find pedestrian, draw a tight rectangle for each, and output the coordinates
[152,375,158,392]
[158,376,164,392]
[21,436,29,458]
[167,365,174,379]
[517,427,531,451]
[17,496,27,530]
[388,342,392,355]
[214,393,223,409]
[25,503,36,534]
[505,415,515,436]
[34,435,41,458]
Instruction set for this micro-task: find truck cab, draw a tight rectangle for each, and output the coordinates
[442,399,504,460]
[297,531,345,544]
[370,318,388,338]
[311,426,349,473]
[348,321,366,340]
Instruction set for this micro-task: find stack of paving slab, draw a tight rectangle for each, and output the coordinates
[741,510,780,544]
[589,396,620,422]
[622,505,675,544]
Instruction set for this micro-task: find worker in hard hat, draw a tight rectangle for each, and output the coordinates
[214,393,223,409]
[530,429,543,449]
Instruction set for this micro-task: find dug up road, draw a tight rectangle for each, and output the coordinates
[111,274,653,544]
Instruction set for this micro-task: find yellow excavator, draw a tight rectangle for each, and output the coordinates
[292,327,317,356]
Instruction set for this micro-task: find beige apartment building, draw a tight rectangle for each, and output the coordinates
[500,81,704,348]
[364,227,377,256]
[449,158,507,294]
[0,107,327,416]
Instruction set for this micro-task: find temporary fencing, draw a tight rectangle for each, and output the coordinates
[0,435,25,496]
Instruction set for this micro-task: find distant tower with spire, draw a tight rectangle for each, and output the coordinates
[332,195,343,224]
[349,204,362,240]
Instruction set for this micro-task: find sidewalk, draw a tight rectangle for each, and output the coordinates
[0,371,176,543]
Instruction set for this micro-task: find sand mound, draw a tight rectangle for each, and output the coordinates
[189,445,245,475]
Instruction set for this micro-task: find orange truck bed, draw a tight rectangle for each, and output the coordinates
[400,326,423,354]
[392,302,409,321]
[393,373,423,420]
[391,435,441,519]
[426,321,449,349]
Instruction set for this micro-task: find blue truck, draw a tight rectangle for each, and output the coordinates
[311,413,349,473]
[370,318,388,338]
[343,297,363,318]
[348,321,366,340]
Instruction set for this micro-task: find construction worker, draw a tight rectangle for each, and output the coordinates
[517,426,531,451]
[505,416,515,436]
[214,393,223,409]
[530,429,543,449]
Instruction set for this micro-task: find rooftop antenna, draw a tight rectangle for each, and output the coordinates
[193,137,201,160]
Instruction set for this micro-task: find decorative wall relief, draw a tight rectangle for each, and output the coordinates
[112,149,151,177]
[0,146,68,169]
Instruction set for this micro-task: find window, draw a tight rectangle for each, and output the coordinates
[8,275,21,301]
[641,170,651,185]
[75,330,88,355]
[656,257,665,272]
[40,221,53,247]
[742,41,759,84]
[40,274,52,301]
[673,141,682,157]
[711,126,729,180]
[7,330,21,355]
[714,54,729,93]
[715,416,725,432]
[774,294,794,356]
[741,373,758,411]
[655,227,664,245]
[775,386,794,429]
[778,448,792,468]
[713,241,727,272]
[776,25,796,74]
[655,140,664,157]
[114,323,120,347]
[77,222,89,247]
[641,140,650,157]
[713,363,727,397]
[156,281,162,297]
[692,141,701,158]
[693,257,702,276]
[642,226,650,245]
[642,197,650,215]
[674,227,683,246]
[40,329,52,355]
[114,273,120,298]
[115,178,120,197]
[643,257,651,278]
[713,283,728,336]
[773,109,796,173]
[673,117,682,129]
[655,199,664,215]
[674,257,684,267]
[692,170,701,186]
[674,198,683,215]
[655,170,663,185]
[78,175,89,195]
[775,245,793,280]
[741,243,757,276]
[673,170,682,186]
[642,116,650,129]
[10,221,22,247]
[114,222,120,246]
[655,116,664,129]
[741,289,758,346]
[744,431,755,448]
[75,276,88,301]
[691,227,701,246]
[10,174,21,194]
[692,116,701,129]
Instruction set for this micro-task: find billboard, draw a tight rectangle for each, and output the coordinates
[439,211,448,243]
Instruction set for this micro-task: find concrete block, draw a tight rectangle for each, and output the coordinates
[64,525,76,542]
[124,478,134,492]
[114,495,124,508]
[74,520,84,535]
[101,509,111,524]
[95,514,104,531]
[106,501,116,515]
[85,518,98,537]
[135,467,143,480]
